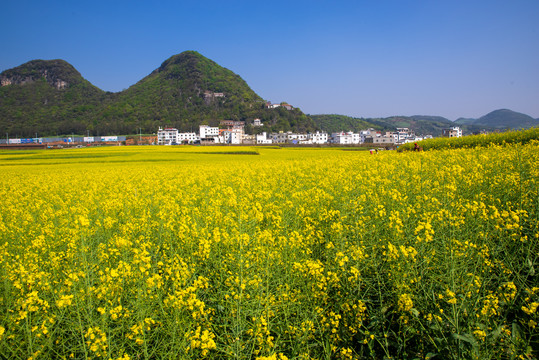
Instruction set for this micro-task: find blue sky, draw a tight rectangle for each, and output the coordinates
[1,0,538,120]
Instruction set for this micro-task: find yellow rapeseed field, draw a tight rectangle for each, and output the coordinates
[0,144,537,359]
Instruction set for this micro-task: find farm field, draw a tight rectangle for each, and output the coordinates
[0,144,538,360]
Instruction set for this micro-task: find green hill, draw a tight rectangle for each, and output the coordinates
[0,60,106,136]
[454,109,539,130]
[381,115,454,136]
[474,109,538,129]
[0,52,316,136]
[312,114,454,136]
[314,111,539,137]
[309,114,383,133]
[454,117,476,125]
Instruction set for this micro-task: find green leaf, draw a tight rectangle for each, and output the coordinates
[452,333,479,348]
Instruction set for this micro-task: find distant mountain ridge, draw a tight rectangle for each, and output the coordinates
[0,51,316,136]
[311,114,454,136]
[455,109,539,129]
[312,110,538,136]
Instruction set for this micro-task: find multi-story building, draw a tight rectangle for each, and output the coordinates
[199,125,220,140]
[287,133,308,143]
[442,127,462,138]
[360,129,378,144]
[157,127,179,145]
[219,129,243,144]
[269,132,288,143]
[364,132,395,144]
[178,132,199,144]
[308,131,328,144]
[256,132,273,144]
[331,132,360,144]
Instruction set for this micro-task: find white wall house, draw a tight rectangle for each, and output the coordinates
[256,132,273,144]
[178,132,199,144]
[287,133,308,143]
[220,129,243,144]
[270,132,288,143]
[374,133,395,144]
[442,127,462,138]
[360,129,377,144]
[331,132,360,144]
[309,131,328,144]
[157,127,179,145]
[199,125,219,140]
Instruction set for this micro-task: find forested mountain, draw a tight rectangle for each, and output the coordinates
[313,111,539,136]
[0,60,107,136]
[309,115,383,133]
[366,115,454,136]
[455,109,539,129]
[0,51,316,137]
[311,114,454,136]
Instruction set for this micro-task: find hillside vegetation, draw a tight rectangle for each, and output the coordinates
[310,114,383,133]
[312,114,456,136]
[456,109,539,129]
[0,52,316,137]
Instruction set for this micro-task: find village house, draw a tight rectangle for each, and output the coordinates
[178,132,198,144]
[157,127,179,145]
[199,125,220,142]
[242,134,255,144]
[331,132,361,144]
[442,126,462,138]
[360,129,377,144]
[309,131,328,144]
[265,102,294,110]
[364,132,395,144]
[155,123,453,147]
[269,131,288,143]
[256,132,273,144]
[219,128,243,144]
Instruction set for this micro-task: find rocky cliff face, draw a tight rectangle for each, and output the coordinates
[0,59,82,89]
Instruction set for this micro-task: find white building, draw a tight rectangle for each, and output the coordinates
[270,132,288,143]
[360,129,377,144]
[256,132,273,144]
[331,132,360,144]
[287,133,308,143]
[220,129,243,144]
[178,132,199,144]
[309,131,328,144]
[253,118,264,127]
[442,127,462,138]
[393,128,416,144]
[199,125,219,140]
[374,132,395,144]
[157,127,179,145]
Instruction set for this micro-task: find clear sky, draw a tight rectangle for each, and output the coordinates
[1,0,538,120]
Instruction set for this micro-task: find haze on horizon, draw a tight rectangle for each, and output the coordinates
[1,0,538,121]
